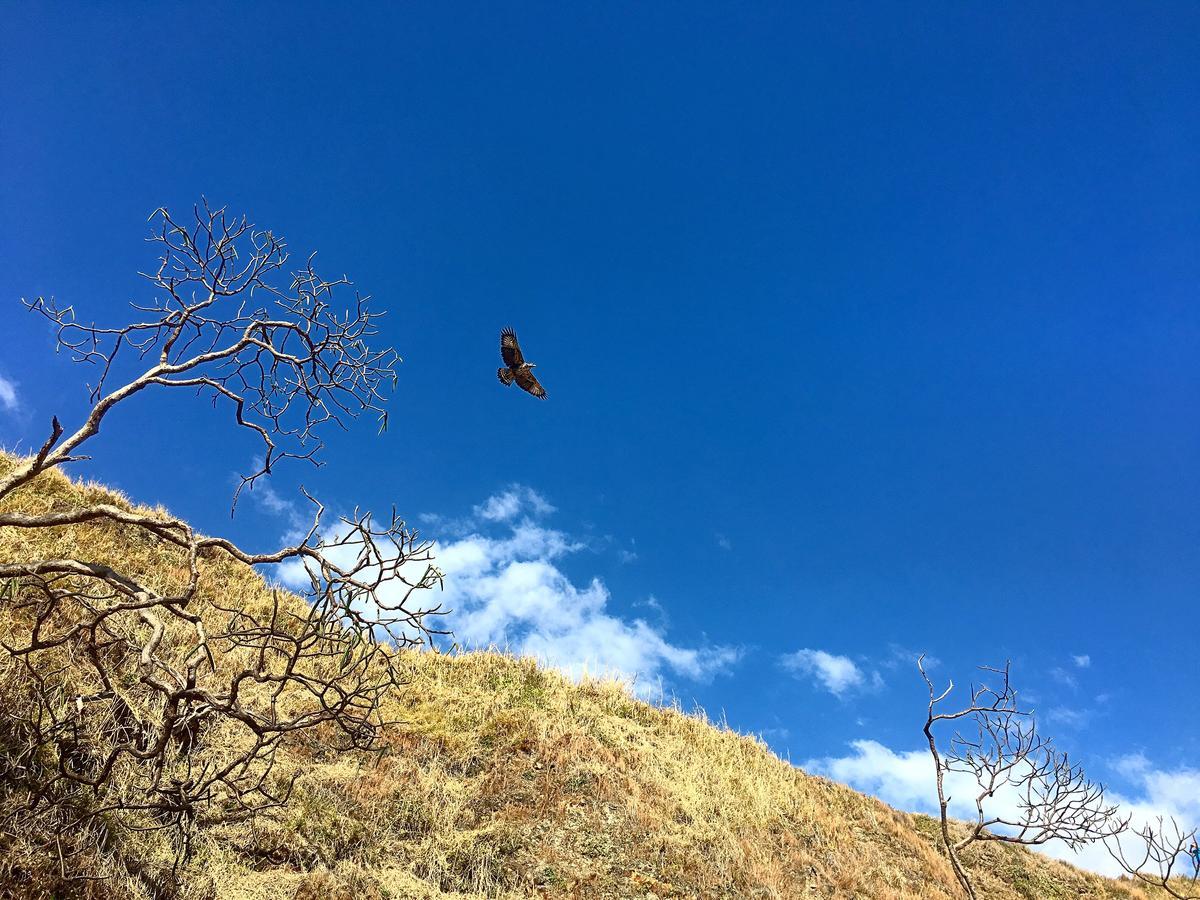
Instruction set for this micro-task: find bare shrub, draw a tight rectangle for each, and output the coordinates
[0,202,444,888]
[918,655,1122,899]
[1106,816,1200,899]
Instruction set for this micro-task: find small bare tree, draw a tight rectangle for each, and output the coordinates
[918,655,1122,899]
[0,202,445,886]
[1106,816,1200,899]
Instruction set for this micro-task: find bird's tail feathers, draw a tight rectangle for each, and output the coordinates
[497,367,515,386]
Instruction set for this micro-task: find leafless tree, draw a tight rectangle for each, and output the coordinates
[918,655,1123,899]
[0,201,445,888]
[1106,816,1200,899]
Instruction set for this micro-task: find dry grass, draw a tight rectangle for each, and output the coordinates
[0,455,1174,899]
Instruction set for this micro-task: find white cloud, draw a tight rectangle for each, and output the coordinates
[1130,765,1200,819]
[782,649,878,697]
[1113,753,1150,777]
[275,485,739,698]
[1073,654,1091,669]
[806,740,950,812]
[1109,754,1200,824]
[1096,757,1200,879]
[437,506,739,694]
[0,376,18,413]
[473,486,555,522]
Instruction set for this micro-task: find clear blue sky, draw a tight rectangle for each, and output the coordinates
[2,2,1198,858]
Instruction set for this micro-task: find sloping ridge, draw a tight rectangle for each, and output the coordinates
[0,456,1162,900]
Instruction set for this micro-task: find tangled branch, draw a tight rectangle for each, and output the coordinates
[1,201,398,507]
[1106,817,1200,899]
[0,201,444,888]
[918,655,1122,899]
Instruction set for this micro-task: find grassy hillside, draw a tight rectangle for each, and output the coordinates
[0,456,1168,899]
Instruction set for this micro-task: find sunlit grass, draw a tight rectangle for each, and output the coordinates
[0,453,1173,899]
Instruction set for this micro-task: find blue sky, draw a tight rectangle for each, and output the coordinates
[3,2,1199,872]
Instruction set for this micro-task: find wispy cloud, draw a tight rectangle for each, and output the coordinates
[249,480,297,518]
[473,485,555,523]
[1049,666,1078,690]
[0,375,19,413]
[715,533,732,551]
[242,467,310,543]
[781,648,881,698]
[1042,706,1092,729]
[881,645,938,671]
[632,595,666,624]
[1072,654,1091,669]
[1113,752,1151,778]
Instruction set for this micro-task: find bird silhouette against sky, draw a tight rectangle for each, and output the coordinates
[497,327,547,399]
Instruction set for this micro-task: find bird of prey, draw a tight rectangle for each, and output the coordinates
[497,327,547,399]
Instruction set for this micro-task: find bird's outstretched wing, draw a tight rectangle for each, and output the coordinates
[500,327,524,368]
[515,367,547,399]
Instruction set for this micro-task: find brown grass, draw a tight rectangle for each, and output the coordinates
[0,455,1172,899]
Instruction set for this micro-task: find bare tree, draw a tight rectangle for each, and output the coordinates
[0,202,445,888]
[918,655,1122,899]
[1106,816,1200,899]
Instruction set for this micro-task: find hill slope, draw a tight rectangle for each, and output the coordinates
[0,456,1164,899]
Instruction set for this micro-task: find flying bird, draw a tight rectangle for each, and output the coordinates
[497,327,547,399]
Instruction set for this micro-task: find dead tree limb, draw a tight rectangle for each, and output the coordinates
[1106,817,1200,899]
[918,655,1122,899]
